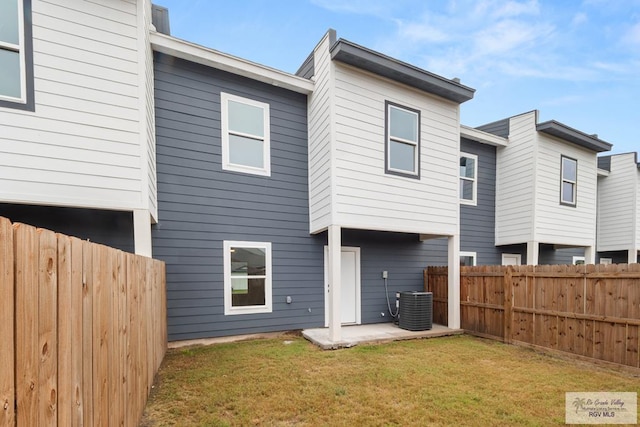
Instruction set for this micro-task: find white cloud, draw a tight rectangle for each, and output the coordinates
[473,20,554,56]
[623,21,640,47]
[572,12,588,26]
[396,19,450,43]
[491,0,540,18]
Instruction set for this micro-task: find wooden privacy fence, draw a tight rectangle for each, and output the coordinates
[425,264,640,369]
[0,216,167,426]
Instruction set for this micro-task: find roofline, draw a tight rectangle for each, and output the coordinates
[460,125,508,147]
[536,120,612,153]
[329,39,475,104]
[150,32,315,95]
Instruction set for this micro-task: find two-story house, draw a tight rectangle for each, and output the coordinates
[149,12,474,342]
[469,110,612,265]
[0,0,157,255]
[597,152,640,264]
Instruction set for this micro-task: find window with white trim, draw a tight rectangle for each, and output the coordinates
[599,258,612,265]
[385,101,420,178]
[0,0,33,110]
[460,251,476,266]
[223,241,272,315]
[460,153,477,205]
[221,92,270,176]
[572,256,585,265]
[560,156,577,206]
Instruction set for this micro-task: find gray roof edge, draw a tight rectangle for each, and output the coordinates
[329,39,475,103]
[536,120,613,153]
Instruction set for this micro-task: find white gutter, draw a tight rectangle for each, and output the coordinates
[460,125,508,147]
[150,32,315,95]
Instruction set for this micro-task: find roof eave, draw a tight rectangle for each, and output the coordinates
[330,39,475,104]
[150,32,314,95]
[536,121,612,153]
[460,125,508,147]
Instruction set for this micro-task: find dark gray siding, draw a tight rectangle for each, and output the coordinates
[152,53,325,341]
[477,118,510,138]
[296,52,314,79]
[341,229,445,324]
[597,155,611,171]
[539,245,585,265]
[597,250,630,264]
[459,139,502,265]
[0,203,134,252]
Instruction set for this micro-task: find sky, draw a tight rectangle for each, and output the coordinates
[155,0,640,155]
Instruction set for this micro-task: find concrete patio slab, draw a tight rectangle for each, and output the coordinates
[302,323,464,350]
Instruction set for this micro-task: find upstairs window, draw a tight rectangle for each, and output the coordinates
[221,92,270,176]
[560,156,577,206]
[0,0,33,110]
[223,241,272,315]
[460,153,477,205]
[385,101,420,178]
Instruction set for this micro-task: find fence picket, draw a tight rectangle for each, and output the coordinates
[427,263,640,369]
[1,217,166,427]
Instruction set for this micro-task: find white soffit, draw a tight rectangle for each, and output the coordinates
[150,32,314,95]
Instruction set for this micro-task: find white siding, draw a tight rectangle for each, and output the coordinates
[495,112,536,245]
[332,63,459,235]
[308,33,334,233]
[534,133,597,246]
[0,0,151,212]
[138,0,157,220]
[597,153,637,251]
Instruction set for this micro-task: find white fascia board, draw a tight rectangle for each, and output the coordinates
[460,125,508,147]
[150,32,314,95]
[597,168,610,177]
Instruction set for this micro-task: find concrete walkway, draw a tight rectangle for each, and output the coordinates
[302,323,464,350]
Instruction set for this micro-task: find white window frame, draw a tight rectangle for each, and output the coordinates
[502,253,522,266]
[572,256,585,265]
[460,251,477,266]
[221,92,271,176]
[560,156,577,206]
[459,152,478,206]
[385,101,420,178]
[0,0,27,104]
[599,257,612,265]
[223,241,272,315]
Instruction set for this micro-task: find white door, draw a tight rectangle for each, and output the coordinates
[502,253,522,266]
[324,247,361,326]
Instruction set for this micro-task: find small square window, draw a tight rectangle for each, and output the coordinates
[560,156,577,206]
[221,93,270,176]
[223,241,272,315]
[385,101,420,178]
[460,251,476,266]
[460,153,478,205]
[0,0,34,110]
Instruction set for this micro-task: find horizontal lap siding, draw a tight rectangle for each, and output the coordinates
[0,0,144,211]
[152,54,323,340]
[332,64,459,235]
[495,113,535,245]
[308,36,333,233]
[597,154,636,251]
[535,133,597,246]
[342,230,442,324]
[459,139,501,265]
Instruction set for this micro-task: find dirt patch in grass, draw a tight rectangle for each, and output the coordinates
[141,335,639,426]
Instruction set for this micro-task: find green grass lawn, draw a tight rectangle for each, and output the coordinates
[141,334,639,426]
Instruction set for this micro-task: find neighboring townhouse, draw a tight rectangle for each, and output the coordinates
[597,152,640,264]
[474,110,612,265]
[0,0,157,255]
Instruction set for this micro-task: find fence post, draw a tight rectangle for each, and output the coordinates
[503,266,513,344]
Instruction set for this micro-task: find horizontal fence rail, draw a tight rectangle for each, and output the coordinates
[0,216,167,427]
[425,264,640,369]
